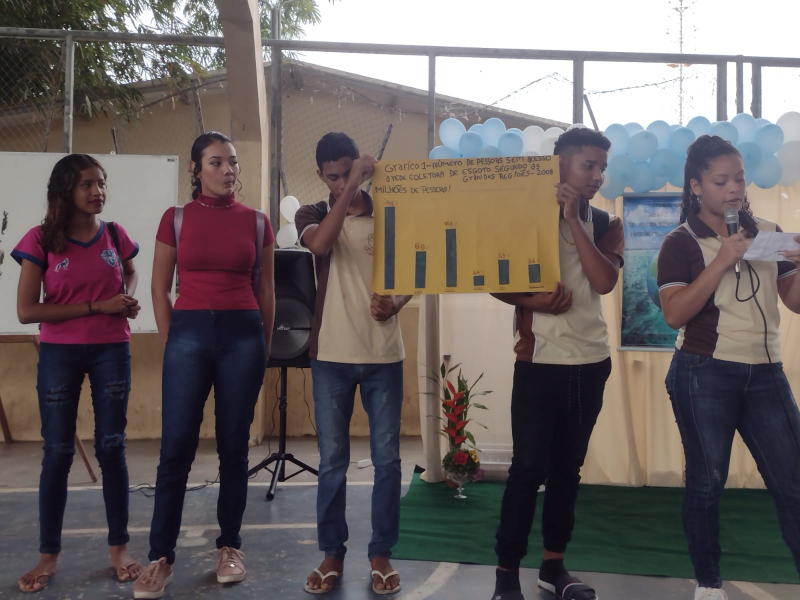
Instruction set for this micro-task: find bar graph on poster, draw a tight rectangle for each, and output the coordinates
[372,157,561,295]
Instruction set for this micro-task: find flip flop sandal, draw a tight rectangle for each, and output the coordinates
[538,575,599,600]
[370,569,401,595]
[19,572,53,593]
[116,562,143,582]
[303,568,342,595]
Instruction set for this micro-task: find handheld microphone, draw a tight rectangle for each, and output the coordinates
[723,207,740,279]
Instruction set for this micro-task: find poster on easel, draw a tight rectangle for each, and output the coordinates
[371,157,561,295]
[620,192,681,350]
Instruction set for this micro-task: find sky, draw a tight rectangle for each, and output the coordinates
[291,0,800,128]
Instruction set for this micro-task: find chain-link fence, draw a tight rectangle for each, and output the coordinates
[0,38,64,153]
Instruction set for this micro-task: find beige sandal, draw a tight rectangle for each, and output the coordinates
[18,571,53,593]
[370,569,401,595]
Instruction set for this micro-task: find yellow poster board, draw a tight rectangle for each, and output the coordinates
[372,156,561,295]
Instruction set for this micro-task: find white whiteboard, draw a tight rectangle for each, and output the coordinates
[0,153,179,335]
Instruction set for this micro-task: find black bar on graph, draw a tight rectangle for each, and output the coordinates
[528,263,541,284]
[445,229,457,287]
[473,275,485,287]
[498,259,510,285]
[415,251,427,289]
[384,207,395,290]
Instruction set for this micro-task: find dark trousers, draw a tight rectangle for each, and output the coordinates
[148,310,267,564]
[495,358,611,570]
[37,342,132,554]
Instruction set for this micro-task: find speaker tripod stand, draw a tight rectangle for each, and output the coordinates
[248,366,318,501]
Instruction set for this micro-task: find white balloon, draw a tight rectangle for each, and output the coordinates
[280,195,300,222]
[777,111,800,143]
[568,123,588,130]
[522,149,542,157]
[544,127,565,139]
[539,136,559,156]
[276,224,299,248]
[521,126,545,153]
[777,140,800,185]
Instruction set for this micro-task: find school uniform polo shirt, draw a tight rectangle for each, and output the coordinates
[657,212,797,364]
[12,222,139,344]
[514,207,625,365]
[295,191,404,364]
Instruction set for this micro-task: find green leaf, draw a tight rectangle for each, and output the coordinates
[472,403,489,410]
[465,431,476,445]
[446,363,463,375]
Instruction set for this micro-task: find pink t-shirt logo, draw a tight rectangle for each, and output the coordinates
[55,258,69,272]
[100,249,117,268]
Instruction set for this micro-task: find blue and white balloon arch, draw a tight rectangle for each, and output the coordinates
[431,112,800,199]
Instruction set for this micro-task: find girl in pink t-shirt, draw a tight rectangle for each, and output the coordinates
[12,154,143,592]
[134,132,275,597]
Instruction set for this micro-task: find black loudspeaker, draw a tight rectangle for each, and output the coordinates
[250,247,319,501]
[268,248,316,368]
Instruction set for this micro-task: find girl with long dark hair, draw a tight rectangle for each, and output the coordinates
[658,135,800,599]
[134,132,275,598]
[12,154,142,592]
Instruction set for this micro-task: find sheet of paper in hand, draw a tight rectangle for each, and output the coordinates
[743,231,800,262]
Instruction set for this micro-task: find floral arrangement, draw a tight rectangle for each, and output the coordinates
[429,362,491,483]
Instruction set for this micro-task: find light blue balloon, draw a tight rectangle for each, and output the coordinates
[668,162,685,188]
[607,154,635,184]
[497,132,524,157]
[628,130,659,161]
[468,123,484,135]
[604,123,629,156]
[599,178,625,200]
[647,120,672,149]
[755,118,771,128]
[731,113,758,143]
[481,118,506,147]
[653,174,669,190]
[670,124,681,131]
[477,145,502,158]
[459,132,483,158]
[686,116,712,137]
[625,122,644,135]
[752,154,781,188]
[650,148,678,177]
[630,161,656,193]
[507,128,523,136]
[669,127,696,157]
[711,121,739,145]
[737,142,762,170]
[429,145,461,160]
[439,118,466,151]
[754,123,784,155]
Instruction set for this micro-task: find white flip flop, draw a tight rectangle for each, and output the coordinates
[303,568,342,595]
[370,569,402,595]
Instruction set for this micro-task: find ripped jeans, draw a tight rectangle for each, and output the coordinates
[36,342,131,554]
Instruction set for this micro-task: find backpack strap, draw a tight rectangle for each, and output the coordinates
[106,221,127,294]
[589,206,610,245]
[173,206,184,254]
[252,209,265,293]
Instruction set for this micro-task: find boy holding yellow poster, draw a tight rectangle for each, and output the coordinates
[491,128,624,600]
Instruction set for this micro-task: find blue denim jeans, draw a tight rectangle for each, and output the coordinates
[666,349,800,587]
[148,310,267,564]
[310,359,404,560]
[36,342,131,554]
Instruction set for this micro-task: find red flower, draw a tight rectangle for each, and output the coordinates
[446,381,465,402]
[446,413,459,423]
[454,451,468,465]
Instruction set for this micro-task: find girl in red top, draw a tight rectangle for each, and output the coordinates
[13,154,142,592]
[134,132,275,597]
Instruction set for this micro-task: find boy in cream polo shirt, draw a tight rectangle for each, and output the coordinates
[490,128,624,600]
[296,132,412,596]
